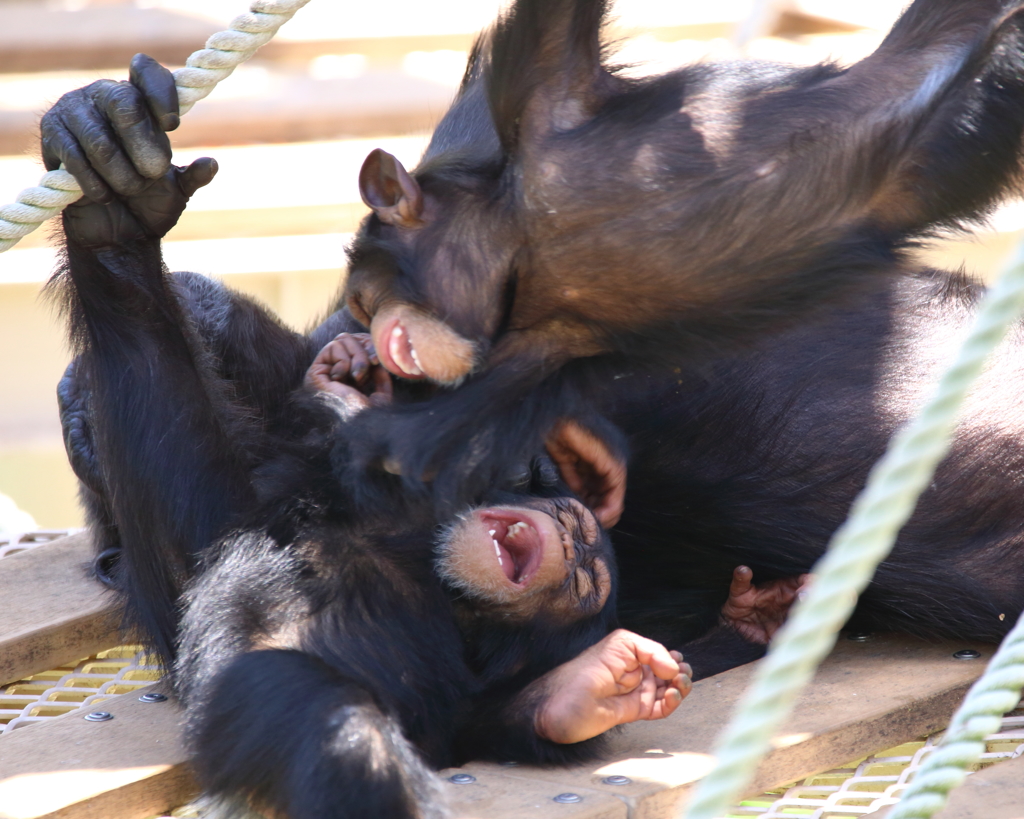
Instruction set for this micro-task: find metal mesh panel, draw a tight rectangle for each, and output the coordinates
[0,645,161,734]
[0,528,81,559]
[724,712,1024,818]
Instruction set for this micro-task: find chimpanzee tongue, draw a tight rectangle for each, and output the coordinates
[484,515,540,584]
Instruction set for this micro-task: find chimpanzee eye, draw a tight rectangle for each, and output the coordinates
[505,462,532,490]
[533,455,560,488]
[573,566,594,600]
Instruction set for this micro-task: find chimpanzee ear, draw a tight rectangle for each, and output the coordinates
[545,419,626,529]
[358,149,425,228]
[487,0,615,154]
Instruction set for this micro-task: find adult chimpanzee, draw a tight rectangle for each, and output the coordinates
[341,0,1024,512]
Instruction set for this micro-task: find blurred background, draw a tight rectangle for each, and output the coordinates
[1,0,1019,529]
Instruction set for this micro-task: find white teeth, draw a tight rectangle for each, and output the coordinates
[492,538,501,555]
[389,324,423,376]
[489,529,496,536]
[506,522,526,539]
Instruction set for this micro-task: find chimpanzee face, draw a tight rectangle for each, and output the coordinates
[434,495,614,623]
[346,150,520,387]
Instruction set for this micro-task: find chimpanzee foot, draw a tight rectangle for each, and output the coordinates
[92,546,122,588]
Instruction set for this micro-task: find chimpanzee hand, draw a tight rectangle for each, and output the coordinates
[305,333,394,413]
[40,53,217,250]
[533,629,692,745]
[546,420,627,529]
[720,566,812,645]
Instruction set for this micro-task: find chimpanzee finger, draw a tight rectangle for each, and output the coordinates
[40,111,113,203]
[729,565,754,598]
[57,83,150,197]
[369,365,394,406]
[177,158,218,198]
[337,335,372,383]
[93,80,172,180]
[129,54,180,132]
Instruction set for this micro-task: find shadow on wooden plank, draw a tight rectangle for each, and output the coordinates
[0,532,120,687]
[0,635,989,819]
[445,635,991,819]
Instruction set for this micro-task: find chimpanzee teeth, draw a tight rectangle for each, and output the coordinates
[506,522,526,539]
[492,537,503,566]
[389,325,424,376]
[410,343,423,371]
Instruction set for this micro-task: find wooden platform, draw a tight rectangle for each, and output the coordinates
[0,536,997,819]
[0,532,118,686]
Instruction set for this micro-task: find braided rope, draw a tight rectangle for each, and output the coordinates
[884,612,1024,818]
[0,0,312,253]
[683,242,1024,819]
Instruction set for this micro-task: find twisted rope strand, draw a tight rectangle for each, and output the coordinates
[884,615,1024,818]
[683,243,1024,819]
[0,0,312,253]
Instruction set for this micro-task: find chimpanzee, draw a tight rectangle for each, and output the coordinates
[341,0,1024,511]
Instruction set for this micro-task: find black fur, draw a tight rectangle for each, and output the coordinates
[341,0,1024,512]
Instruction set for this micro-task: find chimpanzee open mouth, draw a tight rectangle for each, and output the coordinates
[477,509,549,585]
[377,315,425,379]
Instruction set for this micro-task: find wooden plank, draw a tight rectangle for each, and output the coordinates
[0,635,988,819]
[438,771,627,819]
[864,753,1024,819]
[0,68,455,156]
[0,532,120,686]
[447,635,991,819]
[0,683,192,819]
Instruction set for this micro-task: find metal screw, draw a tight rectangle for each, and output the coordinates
[553,793,582,804]
[84,711,113,722]
[139,692,168,703]
[953,649,982,660]
[602,775,632,786]
[449,774,476,784]
[847,632,873,642]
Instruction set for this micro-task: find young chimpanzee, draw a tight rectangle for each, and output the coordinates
[342,0,1024,512]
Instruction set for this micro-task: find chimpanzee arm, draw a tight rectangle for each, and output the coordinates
[45,55,310,660]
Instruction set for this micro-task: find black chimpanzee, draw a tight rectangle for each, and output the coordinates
[341,0,1024,512]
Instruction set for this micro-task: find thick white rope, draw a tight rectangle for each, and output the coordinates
[683,241,1024,819]
[884,611,1024,818]
[0,0,312,253]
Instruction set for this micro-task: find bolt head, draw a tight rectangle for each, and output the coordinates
[554,793,582,804]
[846,632,872,642]
[84,711,113,722]
[449,773,476,784]
[602,775,632,785]
[953,649,982,660]
[139,692,168,703]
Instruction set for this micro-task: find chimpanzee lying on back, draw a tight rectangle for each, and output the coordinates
[53,148,709,819]
[338,0,1024,511]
